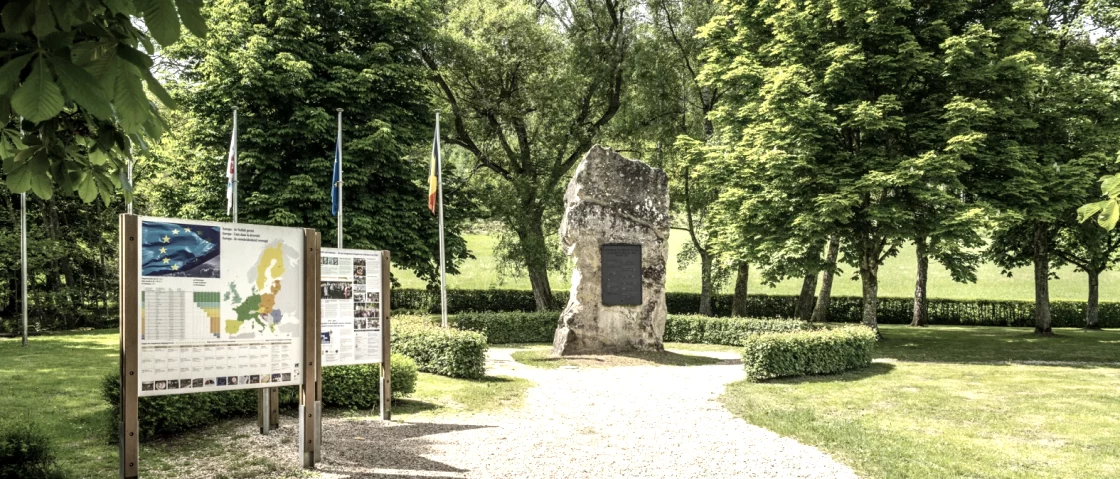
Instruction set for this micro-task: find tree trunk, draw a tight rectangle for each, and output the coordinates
[911,237,929,327]
[732,262,749,317]
[1032,223,1053,335]
[797,272,818,322]
[698,251,713,316]
[859,245,881,334]
[517,221,556,311]
[1086,268,1101,330]
[811,236,839,323]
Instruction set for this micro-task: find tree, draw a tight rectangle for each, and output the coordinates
[1052,220,1120,329]
[973,0,1120,334]
[145,0,470,283]
[1,0,205,203]
[703,0,1024,333]
[423,0,634,310]
[810,235,839,323]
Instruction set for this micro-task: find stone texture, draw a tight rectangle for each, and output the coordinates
[553,145,669,355]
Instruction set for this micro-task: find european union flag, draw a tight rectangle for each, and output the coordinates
[141,221,221,277]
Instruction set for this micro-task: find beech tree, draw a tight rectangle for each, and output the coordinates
[423,0,633,310]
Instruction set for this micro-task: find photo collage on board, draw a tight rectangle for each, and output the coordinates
[351,258,381,331]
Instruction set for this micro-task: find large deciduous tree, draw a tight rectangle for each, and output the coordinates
[144,0,469,284]
[703,0,1024,332]
[423,0,633,310]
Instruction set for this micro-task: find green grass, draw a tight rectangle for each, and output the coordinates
[0,329,532,478]
[510,348,724,369]
[722,324,1120,479]
[394,233,1117,301]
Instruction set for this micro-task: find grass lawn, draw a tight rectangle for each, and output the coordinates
[510,348,724,369]
[722,324,1120,479]
[0,329,531,478]
[394,233,1120,302]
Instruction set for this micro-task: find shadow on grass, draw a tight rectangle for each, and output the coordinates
[318,420,495,476]
[763,362,897,385]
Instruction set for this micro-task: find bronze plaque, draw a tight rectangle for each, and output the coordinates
[601,244,642,306]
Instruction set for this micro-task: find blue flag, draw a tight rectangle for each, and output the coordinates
[141,221,221,277]
[331,129,341,216]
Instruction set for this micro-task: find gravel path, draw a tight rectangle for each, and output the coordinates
[306,348,858,479]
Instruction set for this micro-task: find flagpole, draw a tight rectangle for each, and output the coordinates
[336,108,344,249]
[232,107,239,224]
[126,158,133,215]
[20,192,27,347]
[436,111,448,328]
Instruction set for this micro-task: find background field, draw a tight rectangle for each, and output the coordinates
[395,233,1119,302]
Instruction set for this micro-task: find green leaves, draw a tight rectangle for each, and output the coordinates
[11,57,64,123]
[139,0,182,47]
[175,0,208,38]
[48,56,113,120]
[1079,174,1120,231]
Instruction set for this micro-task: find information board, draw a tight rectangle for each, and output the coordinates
[320,248,385,366]
[135,217,306,396]
[601,244,643,306]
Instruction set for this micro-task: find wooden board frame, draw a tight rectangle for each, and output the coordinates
[118,215,322,475]
[119,215,140,479]
[380,251,392,420]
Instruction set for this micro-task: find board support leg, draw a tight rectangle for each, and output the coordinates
[379,251,392,421]
[300,229,322,468]
[119,214,140,479]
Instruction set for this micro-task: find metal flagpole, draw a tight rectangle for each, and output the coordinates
[126,158,133,214]
[232,108,238,224]
[21,192,27,347]
[336,109,343,248]
[436,112,448,328]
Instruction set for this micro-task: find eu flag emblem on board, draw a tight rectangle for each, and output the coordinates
[142,221,221,277]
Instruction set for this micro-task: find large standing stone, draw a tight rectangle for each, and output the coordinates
[553,145,669,355]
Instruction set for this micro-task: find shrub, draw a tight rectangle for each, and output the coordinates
[393,288,1120,328]
[664,315,814,346]
[451,311,558,344]
[0,422,66,479]
[392,324,487,379]
[321,354,418,409]
[102,356,416,441]
[446,311,811,346]
[742,326,877,381]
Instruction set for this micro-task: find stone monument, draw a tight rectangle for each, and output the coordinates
[553,145,670,355]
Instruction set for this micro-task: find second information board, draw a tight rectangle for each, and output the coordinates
[320,248,384,366]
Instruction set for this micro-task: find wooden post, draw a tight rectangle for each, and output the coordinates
[300,229,321,468]
[379,251,392,420]
[118,214,140,479]
[257,387,279,433]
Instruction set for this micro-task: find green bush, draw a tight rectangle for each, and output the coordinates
[394,288,1120,328]
[102,356,416,441]
[321,354,418,409]
[742,326,877,381]
[451,311,558,344]
[392,324,488,379]
[0,422,66,479]
[446,311,811,346]
[664,315,815,346]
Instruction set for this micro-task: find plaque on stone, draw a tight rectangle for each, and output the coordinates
[601,244,642,306]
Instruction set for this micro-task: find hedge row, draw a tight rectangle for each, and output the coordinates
[742,326,877,381]
[392,324,488,379]
[393,288,1117,328]
[448,311,812,347]
[101,354,417,441]
[664,315,815,346]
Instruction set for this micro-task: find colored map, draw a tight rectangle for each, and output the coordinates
[223,241,296,335]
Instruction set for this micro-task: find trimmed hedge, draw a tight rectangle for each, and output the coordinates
[102,355,417,441]
[451,312,558,344]
[392,324,487,379]
[446,311,812,347]
[742,326,877,381]
[0,422,66,479]
[663,315,815,346]
[393,288,1119,328]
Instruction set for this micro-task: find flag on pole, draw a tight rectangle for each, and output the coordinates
[429,128,440,214]
[331,123,342,217]
[225,124,236,216]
